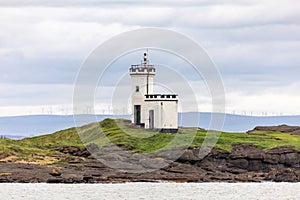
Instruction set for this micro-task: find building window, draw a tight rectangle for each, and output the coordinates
[136,86,139,92]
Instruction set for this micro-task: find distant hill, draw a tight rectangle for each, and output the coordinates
[0,113,300,138]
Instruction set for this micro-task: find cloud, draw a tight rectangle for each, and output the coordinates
[0,8,139,84]
[0,0,256,7]
[0,0,299,115]
[0,83,73,106]
[174,2,300,28]
[225,81,300,115]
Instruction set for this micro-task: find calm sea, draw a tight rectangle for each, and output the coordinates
[1,182,299,200]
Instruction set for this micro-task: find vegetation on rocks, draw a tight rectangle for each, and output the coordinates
[1,118,300,183]
[0,118,299,163]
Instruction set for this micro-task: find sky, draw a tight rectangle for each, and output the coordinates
[0,0,300,116]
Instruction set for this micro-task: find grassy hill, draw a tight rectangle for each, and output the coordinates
[0,118,300,164]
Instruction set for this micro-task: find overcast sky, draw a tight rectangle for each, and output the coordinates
[0,0,300,116]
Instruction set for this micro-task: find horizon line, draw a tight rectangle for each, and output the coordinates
[0,112,299,118]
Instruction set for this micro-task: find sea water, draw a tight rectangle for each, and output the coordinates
[0,182,299,200]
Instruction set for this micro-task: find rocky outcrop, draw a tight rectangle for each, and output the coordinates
[179,143,300,182]
[0,143,299,183]
[265,168,300,182]
[54,146,91,157]
[248,124,300,135]
[179,143,299,172]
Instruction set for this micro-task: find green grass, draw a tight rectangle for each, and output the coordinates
[0,118,299,163]
[0,126,85,162]
[77,119,300,152]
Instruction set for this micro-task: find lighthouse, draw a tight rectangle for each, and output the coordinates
[129,53,178,133]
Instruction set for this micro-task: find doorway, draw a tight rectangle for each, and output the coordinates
[149,110,154,129]
[134,105,141,125]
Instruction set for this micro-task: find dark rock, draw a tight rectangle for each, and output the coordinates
[265,146,300,169]
[265,169,300,182]
[249,124,300,135]
[0,177,10,183]
[54,146,91,157]
[267,146,297,154]
[130,153,143,161]
[248,160,265,171]
[263,154,279,164]
[179,149,200,162]
[285,153,299,166]
[154,149,185,161]
[209,148,230,159]
[132,179,160,183]
[0,153,10,160]
[99,153,125,162]
[140,158,169,169]
[83,175,93,182]
[47,178,64,183]
[101,160,146,172]
[1,142,300,183]
[164,162,203,174]
[225,168,248,175]
[86,143,100,154]
[230,143,264,160]
[178,148,211,162]
[228,159,249,169]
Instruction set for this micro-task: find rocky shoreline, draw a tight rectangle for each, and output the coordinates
[1,143,299,183]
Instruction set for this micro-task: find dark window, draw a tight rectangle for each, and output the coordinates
[167,95,170,98]
[172,95,176,98]
[136,86,139,92]
[161,95,165,98]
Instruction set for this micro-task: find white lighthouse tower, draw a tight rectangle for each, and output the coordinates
[129,53,178,133]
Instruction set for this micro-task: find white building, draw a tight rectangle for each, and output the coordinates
[129,53,178,133]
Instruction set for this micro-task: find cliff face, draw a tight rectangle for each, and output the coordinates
[177,143,300,182]
[181,143,299,170]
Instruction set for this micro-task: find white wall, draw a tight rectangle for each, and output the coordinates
[144,100,178,129]
[130,74,154,96]
[130,71,154,125]
[130,66,178,130]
